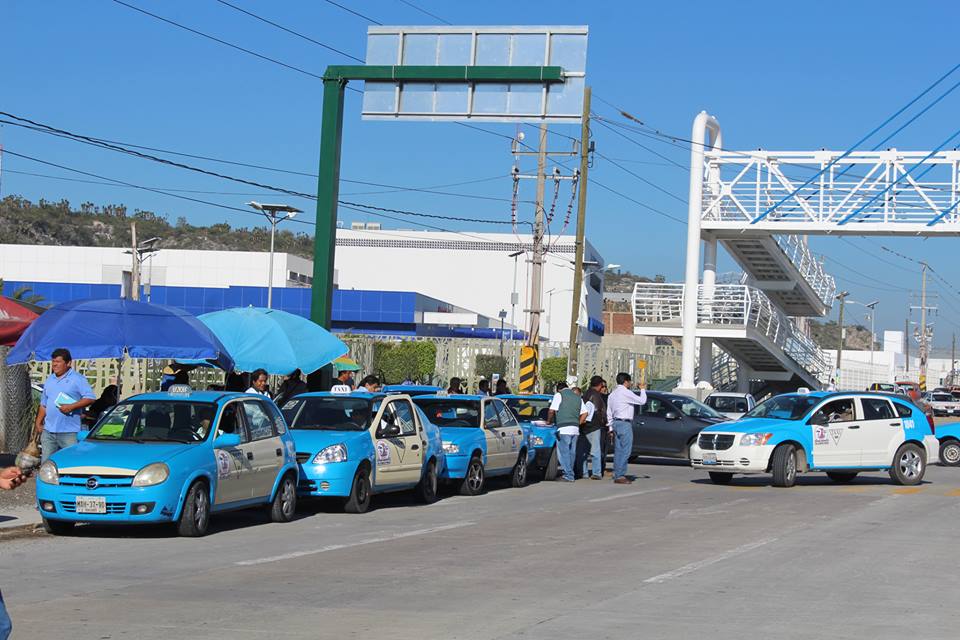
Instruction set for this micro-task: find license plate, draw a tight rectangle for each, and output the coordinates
[76,496,106,514]
[702,452,718,465]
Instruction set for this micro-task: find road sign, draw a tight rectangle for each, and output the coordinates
[361,26,588,123]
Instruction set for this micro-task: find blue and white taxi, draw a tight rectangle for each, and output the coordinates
[690,392,938,487]
[282,389,445,513]
[35,390,299,537]
[500,394,558,481]
[412,394,530,495]
[932,422,960,466]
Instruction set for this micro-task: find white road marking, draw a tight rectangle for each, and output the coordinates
[642,537,778,584]
[235,521,474,566]
[666,498,752,518]
[587,486,672,503]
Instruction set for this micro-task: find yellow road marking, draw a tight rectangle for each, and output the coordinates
[944,488,960,497]
[892,487,924,495]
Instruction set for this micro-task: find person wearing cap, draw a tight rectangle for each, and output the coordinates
[547,378,588,482]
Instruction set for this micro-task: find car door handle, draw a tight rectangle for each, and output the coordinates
[847,425,860,429]
[411,444,420,450]
[246,451,254,460]
[275,448,283,457]
[889,422,901,427]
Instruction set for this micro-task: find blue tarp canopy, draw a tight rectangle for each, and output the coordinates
[197,307,348,375]
[6,298,234,371]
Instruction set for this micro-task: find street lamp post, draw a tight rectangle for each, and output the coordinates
[247,201,302,309]
[848,299,879,370]
[498,309,508,357]
[508,249,524,349]
[835,291,850,388]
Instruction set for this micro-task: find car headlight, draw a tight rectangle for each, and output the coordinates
[313,444,347,464]
[442,441,460,454]
[38,460,59,485]
[740,433,773,446]
[132,462,170,487]
[530,435,544,446]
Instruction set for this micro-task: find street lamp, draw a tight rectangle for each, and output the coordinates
[498,309,508,357]
[247,201,302,309]
[849,299,879,370]
[508,249,525,344]
[834,291,850,388]
[124,236,161,302]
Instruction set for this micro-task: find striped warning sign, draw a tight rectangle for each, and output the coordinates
[518,345,538,394]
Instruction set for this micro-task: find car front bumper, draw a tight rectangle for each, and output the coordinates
[35,483,182,524]
[297,461,358,497]
[440,454,471,480]
[689,442,774,474]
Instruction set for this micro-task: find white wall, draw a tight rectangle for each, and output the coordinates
[333,229,605,342]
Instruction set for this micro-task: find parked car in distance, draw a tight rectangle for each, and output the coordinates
[704,392,756,420]
[867,383,897,393]
[630,391,729,460]
[690,391,939,487]
[35,390,299,537]
[282,390,445,513]
[499,394,558,480]
[924,391,960,417]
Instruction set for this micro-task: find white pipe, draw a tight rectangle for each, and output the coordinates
[680,111,722,389]
[697,236,718,383]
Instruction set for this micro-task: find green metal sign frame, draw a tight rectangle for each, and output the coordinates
[309,64,565,329]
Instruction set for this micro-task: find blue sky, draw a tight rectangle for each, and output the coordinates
[3,0,960,346]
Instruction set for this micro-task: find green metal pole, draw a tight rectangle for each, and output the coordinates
[310,76,346,329]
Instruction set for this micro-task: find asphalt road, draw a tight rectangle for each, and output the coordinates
[4,458,959,640]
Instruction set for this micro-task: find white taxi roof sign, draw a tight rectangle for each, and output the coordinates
[331,385,353,395]
[167,384,192,395]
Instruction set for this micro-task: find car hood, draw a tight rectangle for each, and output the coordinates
[698,416,797,434]
[51,439,197,474]
[290,429,369,454]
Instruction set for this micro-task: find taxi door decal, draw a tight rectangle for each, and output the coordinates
[214,448,242,479]
[375,439,392,465]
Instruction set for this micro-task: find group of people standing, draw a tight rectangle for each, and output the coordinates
[547,372,647,485]
[447,376,512,396]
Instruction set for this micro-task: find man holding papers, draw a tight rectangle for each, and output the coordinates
[34,348,96,462]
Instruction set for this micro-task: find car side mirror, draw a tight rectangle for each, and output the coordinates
[664,411,680,421]
[808,413,828,426]
[214,433,241,448]
[377,423,401,438]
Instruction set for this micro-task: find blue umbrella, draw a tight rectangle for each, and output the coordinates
[197,307,348,374]
[6,298,234,370]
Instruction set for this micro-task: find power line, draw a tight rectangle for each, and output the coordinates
[838,238,917,274]
[591,117,687,169]
[323,0,382,25]
[593,150,687,204]
[396,0,452,25]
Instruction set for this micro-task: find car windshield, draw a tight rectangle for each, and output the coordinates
[704,396,748,413]
[282,397,374,431]
[503,398,551,423]
[88,401,216,443]
[932,393,953,402]
[671,396,724,419]
[744,395,820,421]
[413,399,481,427]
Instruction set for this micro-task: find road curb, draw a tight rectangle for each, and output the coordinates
[0,522,45,541]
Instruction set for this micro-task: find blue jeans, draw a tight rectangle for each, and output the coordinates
[579,430,603,478]
[41,430,78,463]
[556,433,578,481]
[612,420,634,480]
[0,591,11,640]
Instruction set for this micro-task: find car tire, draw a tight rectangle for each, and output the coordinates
[939,440,960,466]
[415,459,439,504]
[344,466,372,513]
[542,446,558,481]
[268,473,297,523]
[890,442,926,486]
[771,443,798,488]
[460,456,485,496]
[826,471,858,483]
[511,450,529,488]
[177,480,210,537]
[708,471,733,484]
[41,518,75,535]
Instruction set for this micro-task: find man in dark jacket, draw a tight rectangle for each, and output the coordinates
[578,376,607,480]
[275,369,308,406]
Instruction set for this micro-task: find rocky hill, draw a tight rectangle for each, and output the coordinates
[809,319,876,351]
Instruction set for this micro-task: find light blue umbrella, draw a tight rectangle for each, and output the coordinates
[197,307,348,374]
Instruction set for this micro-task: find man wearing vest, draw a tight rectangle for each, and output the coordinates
[579,376,607,480]
[547,379,588,482]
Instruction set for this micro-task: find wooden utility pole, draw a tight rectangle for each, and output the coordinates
[835,291,849,386]
[905,317,910,372]
[920,262,928,392]
[566,86,591,381]
[130,222,140,301]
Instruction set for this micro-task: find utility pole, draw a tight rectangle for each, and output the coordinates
[528,123,548,350]
[905,317,910,372]
[130,222,140,301]
[952,333,956,384]
[920,262,928,392]
[566,86,591,381]
[835,291,849,387]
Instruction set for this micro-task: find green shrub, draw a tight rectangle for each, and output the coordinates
[540,357,568,389]
[475,354,507,381]
[372,340,436,384]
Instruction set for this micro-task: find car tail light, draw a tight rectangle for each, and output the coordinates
[927,412,936,435]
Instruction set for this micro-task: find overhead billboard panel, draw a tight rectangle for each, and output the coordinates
[361,26,588,123]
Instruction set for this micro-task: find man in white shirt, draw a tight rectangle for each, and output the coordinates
[547,380,588,482]
[246,369,272,397]
[605,372,647,484]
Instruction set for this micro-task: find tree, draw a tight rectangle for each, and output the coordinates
[540,357,568,390]
[475,354,507,381]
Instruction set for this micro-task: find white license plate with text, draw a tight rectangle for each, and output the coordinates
[702,452,718,465]
[76,496,106,514]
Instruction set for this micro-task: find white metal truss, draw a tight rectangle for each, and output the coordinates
[699,149,960,235]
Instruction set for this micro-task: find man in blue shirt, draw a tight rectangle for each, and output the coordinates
[34,348,96,462]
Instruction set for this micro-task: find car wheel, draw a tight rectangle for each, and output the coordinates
[542,446,558,481]
[460,456,485,496]
[268,474,297,523]
[177,481,210,537]
[771,443,798,488]
[511,451,529,488]
[41,518,75,535]
[890,443,925,486]
[415,459,439,504]
[344,466,372,513]
[826,471,858,483]
[940,440,960,466]
[708,471,733,484]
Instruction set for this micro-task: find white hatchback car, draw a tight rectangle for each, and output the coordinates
[703,392,756,420]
